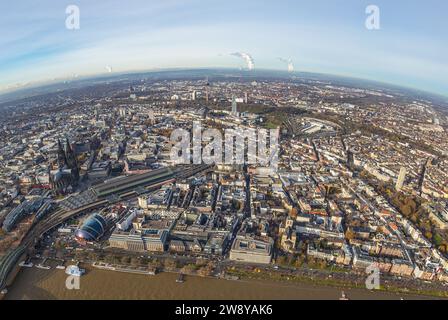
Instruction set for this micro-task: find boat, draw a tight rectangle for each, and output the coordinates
[36,264,51,270]
[19,261,34,268]
[176,273,185,283]
[56,265,66,270]
[65,265,85,277]
[339,291,350,300]
[0,288,8,295]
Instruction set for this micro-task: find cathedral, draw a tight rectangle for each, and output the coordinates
[49,138,80,195]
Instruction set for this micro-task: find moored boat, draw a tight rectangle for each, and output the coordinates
[176,273,185,283]
[65,265,85,277]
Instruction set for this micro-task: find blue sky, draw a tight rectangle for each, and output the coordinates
[0,0,447,95]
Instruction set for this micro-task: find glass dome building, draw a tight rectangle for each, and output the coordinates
[75,214,107,242]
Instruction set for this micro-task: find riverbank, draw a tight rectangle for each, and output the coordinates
[226,267,448,299]
[5,264,440,300]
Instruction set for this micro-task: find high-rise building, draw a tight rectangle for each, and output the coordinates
[418,158,431,195]
[395,167,406,191]
[205,76,210,102]
[51,138,80,195]
[148,110,155,124]
[191,90,196,101]
[231,96,238,116]
[346,150,354,168]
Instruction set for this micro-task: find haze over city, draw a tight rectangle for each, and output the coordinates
[1,0,448,96]
[1,0,448,308]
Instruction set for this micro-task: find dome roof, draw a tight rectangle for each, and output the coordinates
[53,170,64,182]
[75,214,107,241]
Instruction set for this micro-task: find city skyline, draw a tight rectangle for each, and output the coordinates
[2,72,448,300]
[3,0,448,305]
[1,0,448,96]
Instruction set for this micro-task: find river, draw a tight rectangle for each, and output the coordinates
[4,266,436,300]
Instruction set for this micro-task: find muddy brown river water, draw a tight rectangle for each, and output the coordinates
[4,266,438,300]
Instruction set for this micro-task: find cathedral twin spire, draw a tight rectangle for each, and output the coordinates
[57,138,79,178]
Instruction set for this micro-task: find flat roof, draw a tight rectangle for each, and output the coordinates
[93,167,174,197]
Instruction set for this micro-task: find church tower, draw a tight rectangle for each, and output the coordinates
[65,138,80,181]
[57,139,67,169]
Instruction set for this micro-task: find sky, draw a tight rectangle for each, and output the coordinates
[0,0,447,96]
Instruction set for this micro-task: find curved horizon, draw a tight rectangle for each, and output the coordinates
[1,67,447,105]
[1,1,447,97]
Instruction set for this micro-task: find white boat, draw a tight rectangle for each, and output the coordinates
[65,265,85,277]
[339,291,350,301]
[56,265,66,270]
[0,288,8,295]
[36,264,51,270]
[19,261,34,268]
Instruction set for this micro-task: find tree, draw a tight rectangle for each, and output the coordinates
[104,254,115,264]
[181,264,196,274]
[151,258,162,269]
[290,208,298,218]
[195,257,207,267]
[88,252,99,262]
[121,256,131,265]
[164,258,177,271]
[287,254,296,266]
[130,257,141,267]
[198,262,215,277]
[318,260,327,270]
[345,229,355,241]
[276,255,287,266]
[74,250,87,261]
[407,199,417,213]
[198,266,212,277]
[295,256,305,268]
[54,240,65,250]
[113,255,121,264]
[401,204,413,217]
[307,256,316,267]
[433,234,444,247]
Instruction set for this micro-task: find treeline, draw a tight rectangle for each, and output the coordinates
[349,122,440,156]
[377,183,448,254]
[304,110,441,157]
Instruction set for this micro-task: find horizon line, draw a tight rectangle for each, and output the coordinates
[1,66,447,102]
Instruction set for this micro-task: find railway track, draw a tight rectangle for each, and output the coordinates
[0,164,213,291]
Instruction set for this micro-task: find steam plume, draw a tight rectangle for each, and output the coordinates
[231,52,255,70]
[278,57,294,72]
